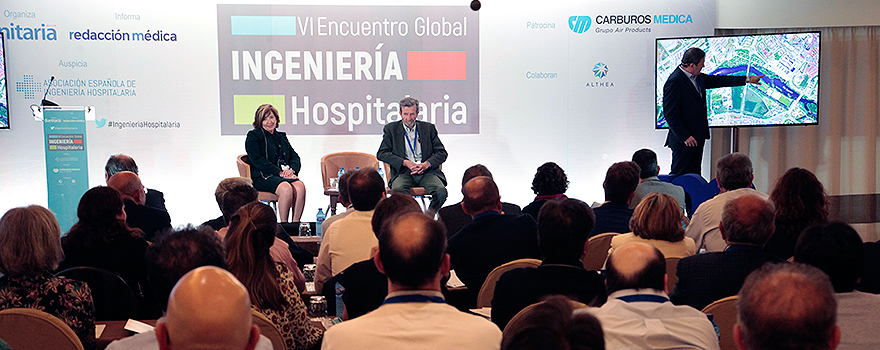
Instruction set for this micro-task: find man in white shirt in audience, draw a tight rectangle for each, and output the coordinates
[735,263,840,350]
[322,212,502,350]
[315,169,386,292]
[579,242,720,350]
[686,152,768,252]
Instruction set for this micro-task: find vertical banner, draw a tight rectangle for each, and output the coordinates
[43,108,89,232]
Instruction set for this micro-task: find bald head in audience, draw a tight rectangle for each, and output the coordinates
[108,171,146,205]
[462,176,502,217]
[376,212,449,291]
[735,263,840,350]
[720,193,775,246]
[605,242,667,294]
[156,266,260,350]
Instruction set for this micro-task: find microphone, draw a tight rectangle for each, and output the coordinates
[41,76,58,107]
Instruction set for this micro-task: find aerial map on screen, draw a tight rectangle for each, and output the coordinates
[656,32,820,128]
[0,36,7,129]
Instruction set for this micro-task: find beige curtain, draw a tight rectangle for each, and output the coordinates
[712,27,880,239]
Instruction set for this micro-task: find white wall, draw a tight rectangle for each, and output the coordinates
[717,0,880,28]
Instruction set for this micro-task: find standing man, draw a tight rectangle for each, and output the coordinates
[663,47,764,176]
[377,97,448,214]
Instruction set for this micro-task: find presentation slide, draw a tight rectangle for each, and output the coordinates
[0,0,715,225]
[655,32,820,128]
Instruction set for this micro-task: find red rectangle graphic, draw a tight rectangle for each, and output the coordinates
[407,51,467,80]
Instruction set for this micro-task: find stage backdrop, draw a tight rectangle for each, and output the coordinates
[0,0,714,226]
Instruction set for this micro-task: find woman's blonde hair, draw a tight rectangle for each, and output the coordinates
[629,193,685,242]
[0,205,64,275]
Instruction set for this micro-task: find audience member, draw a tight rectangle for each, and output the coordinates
[337,193,422,320]
[315,169,386,292]
[735,263,840,350]
[59,186,159,318]
[225,202,322,350]
[671,194,783,310]
[491,198,606,330]
[105,154,166,212]
[858,238,880,294]
[630,149,686,214]
[322,212,502,350]
[764,167,829,259]
[0,205,97,350]
[591,161,640,236]
[501,296,604,350]
[155,266,266,350]
[522,162,568,219]
[107,226,274,350]
[320,170,355,236]
[580,242,719,350]
[448,176,541,307]
[794,222,880,350]
[107,171,172,241]
[610,193,695,259]
[686,153,768,252]
[439,164,522,237]
[202,177,254,230]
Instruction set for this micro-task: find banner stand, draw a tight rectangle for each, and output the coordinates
[42,106,91,232]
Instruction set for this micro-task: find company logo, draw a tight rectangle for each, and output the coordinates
[68,29,178,42]
[95,118,107,128]
[593,63,608,78]
[568,16,591,34]
[1,23,57,40]
[16,75,41,99]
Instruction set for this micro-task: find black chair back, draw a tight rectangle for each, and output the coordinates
[56,266,139,321]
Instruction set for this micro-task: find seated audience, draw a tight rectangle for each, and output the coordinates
[107,226,273,350]
[322,212,502,349]
[337,193,422,320]
[59,186,159,318]
[107,171,172,241]
[671,194,783,311]
[0,205,97,350]
[735,263,840,350]
[320,170,355,236]
[225,202,322,350]
[591,161,640,236]
[439,164,522,237]
[203,177,254,231]
[580,242,719,350]
[522,162,568,219]
[492,198,606,330]
[156,266,265,350]
[610,192,695,259]
[686,153,768,252]
[448,176,541,307]
[764,167,829,260]
[630,148,686,214]
[315,169,386,293]
[794,222,880,350]
[501,296,604,350]
[105,154,166,211]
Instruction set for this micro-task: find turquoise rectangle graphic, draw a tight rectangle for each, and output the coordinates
[231,16,296,35]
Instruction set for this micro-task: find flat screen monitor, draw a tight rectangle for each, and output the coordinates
[655,31,820,129]
[0,35,7,129]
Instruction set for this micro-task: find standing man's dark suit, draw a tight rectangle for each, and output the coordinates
[447,212,541,308]
[670,245,783,310]
[663,66,748,176]
[377,120,448,211]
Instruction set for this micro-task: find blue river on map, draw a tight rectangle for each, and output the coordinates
[710,66,817,117]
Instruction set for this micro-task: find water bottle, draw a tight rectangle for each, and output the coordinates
[316,208,326,236]
[355,167,360,170]
[337,167,345,179]
[378,166,386,184]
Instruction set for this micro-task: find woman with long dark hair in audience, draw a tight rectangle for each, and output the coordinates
[609,192,695,259]
[522,162,569,219]
[245,103,306,223]
[0,205,97,350]
[765,167,829,259]
[225,202,322,350]
[59,186,159,318]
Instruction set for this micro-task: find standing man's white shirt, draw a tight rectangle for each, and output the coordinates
[686,188,769,252]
